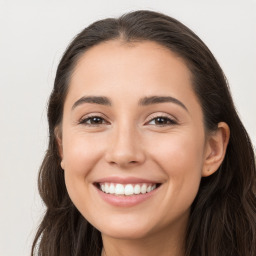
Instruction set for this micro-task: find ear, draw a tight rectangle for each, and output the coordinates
[202,122,230,177]
[54,126,65,169]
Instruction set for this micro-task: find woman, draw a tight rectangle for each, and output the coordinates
[31,10,256,256]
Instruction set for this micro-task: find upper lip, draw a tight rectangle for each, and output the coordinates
[94,176,161,184]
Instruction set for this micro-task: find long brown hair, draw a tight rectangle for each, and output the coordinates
[32,10,256,256]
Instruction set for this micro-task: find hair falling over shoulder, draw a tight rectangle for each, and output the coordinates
[31,10,256,256]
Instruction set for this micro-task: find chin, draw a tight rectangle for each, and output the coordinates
[100,225,152,240]
[94,215,156,240]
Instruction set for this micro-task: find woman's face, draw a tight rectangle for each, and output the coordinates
[59,40,211,239]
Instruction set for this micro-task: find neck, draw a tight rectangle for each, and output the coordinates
[101,216,187,256]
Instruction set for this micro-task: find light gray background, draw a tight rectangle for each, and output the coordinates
[0,0,255,255]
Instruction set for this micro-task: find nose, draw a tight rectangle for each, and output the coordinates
[104,124,146,168]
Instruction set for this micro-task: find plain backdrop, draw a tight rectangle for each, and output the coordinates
[0,0,255,255]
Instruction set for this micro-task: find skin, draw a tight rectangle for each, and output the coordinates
[57,40,230,256]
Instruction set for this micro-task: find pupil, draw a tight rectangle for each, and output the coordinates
[156,117,166,124]
[92,117,102,123]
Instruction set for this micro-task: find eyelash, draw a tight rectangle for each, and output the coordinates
[147,114,177,126]
[79,115,109,126]
[79,114,177,127]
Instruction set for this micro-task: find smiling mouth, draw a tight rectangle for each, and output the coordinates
[94,182,161,196]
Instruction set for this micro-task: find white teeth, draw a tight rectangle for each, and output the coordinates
[109,183,115,194]
[105,184,109,193]
[134,184,140,194]
[98,183,158,196]
[141,184,147,194]
[115,184,124,195]
[124,184,133,195]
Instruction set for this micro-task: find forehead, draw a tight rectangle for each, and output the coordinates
[66,40,201,114]
[71,40,191,86]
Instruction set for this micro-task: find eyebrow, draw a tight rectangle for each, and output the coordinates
[138,96,188,111]
[72,95,188,112]
[72,96,111,110]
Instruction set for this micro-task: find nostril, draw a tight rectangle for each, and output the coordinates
[108,160,139,166]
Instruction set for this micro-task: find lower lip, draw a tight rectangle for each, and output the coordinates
[95,186,159,207]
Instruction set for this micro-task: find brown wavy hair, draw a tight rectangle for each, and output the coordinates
[31,10,256,256]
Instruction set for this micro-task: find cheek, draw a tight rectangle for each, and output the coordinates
[62,131,105,175]
[148,132,204,205]
[61,131,106,204]
[150,131,205,172]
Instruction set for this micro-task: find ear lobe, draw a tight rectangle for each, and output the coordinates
[54,126,64,160]
[202,122,230,177]
[60,160,65,169]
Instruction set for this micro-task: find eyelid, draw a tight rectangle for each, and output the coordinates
[77,112,178,126]
[145,112,178,124]
[78,113,110,125]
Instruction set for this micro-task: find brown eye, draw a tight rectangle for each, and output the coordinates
[148,116,177,126]
[90,117,104,124]
[80,116,107,126]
